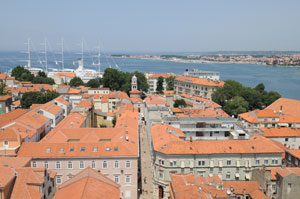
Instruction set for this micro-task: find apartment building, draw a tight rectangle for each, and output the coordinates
[0,157,56,199]
[151,124,284,198]
[169,173,268,199]
[174,76,224,100]
[252,167,300,199]
[176,93,222,109]
[184,69,220,80]
[53,167,120,199]
[53,95,72,117]
[37,102,65,129]
[88,87,110,94]
[18,105,139,199]
[147,74,174,93]
[261,127,300,149]
[163,116,249,140]
[0,95,12,114]
[239,109,300,132]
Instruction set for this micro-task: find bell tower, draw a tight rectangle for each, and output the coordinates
[131,75,137,90]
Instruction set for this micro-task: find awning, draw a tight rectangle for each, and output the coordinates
[245,173,250,180]
[219,160,223,167]
[190,160,194,168]
[181,161,185,168]
[236,160,240,167]
[210,160,214,167]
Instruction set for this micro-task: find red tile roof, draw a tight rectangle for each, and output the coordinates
[175,76,224,87]
[54,167,120,199]
[151,124,284,155]
[267,97,300,118]
[261,127,300,138]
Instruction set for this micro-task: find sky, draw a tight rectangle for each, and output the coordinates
[1,0,300,52]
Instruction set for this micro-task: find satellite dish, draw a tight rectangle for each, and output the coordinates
[226,190,231,195]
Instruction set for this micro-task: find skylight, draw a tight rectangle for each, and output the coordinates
[114,147,118,151]
[80,147,85,152]
[105,147,111,151]
[46,147,51,153]
[93,147,98,152]
[59,148,64,152]
[69,147,74,152]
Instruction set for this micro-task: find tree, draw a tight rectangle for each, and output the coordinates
[223,96,249,116]
[86,78,101,88]
[132,71,149,93]
[37,71,47,78]
[173,99,187,108]
[263,91,281,107]
[102,68,149,94]
[102,68,126,91]
[166,76,175,90]
[156,76,164,94]
[69,77,84,87]
[212,80,281,115]
[21,91,60,108]
[11,66,34,81]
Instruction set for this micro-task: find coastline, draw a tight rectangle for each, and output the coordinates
[111,56,300,68]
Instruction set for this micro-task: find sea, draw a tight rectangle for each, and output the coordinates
[0,51,300,100]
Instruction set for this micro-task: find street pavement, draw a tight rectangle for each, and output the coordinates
[139,120,155,199]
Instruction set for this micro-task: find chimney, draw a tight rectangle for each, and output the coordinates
[190,136,192,142]
[242,188,246,196]
[198,187,202,193]
[125,136,129,141]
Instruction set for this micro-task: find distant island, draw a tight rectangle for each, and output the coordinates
[111,53,300,67]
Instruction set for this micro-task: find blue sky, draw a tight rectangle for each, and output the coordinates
[1,0,300,52]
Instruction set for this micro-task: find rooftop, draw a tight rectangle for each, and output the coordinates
[175,75,224,87]
[267,97,300,118]
[54,167,120,199]
[261,127,300,138]
[151,124,284,155]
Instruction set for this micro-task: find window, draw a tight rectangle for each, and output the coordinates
[125,175,131,183]
[227,160,231,166]
[68,161,73,169]
[93,147,98,152]
[56,176,62,184]
[80,161,84,169]
[272,159,278,165]
[103,161,107,168]
[114,175,120,184]
[32,161,37,168]
[126,160,131,168]
[256,159,260,165]
[296,159,299,166]
[226,172,231,180]
[285,138,289,142]
[114,161,119,168]
[44,161,48,169]
[198,160,205,166]
[210,168,213,173]
[80,147,85,152]
[264,159,268,165]
[159,171,164,179]
[218,168,222,173]
[69,147,74,152]
[92,161,96,169]
[56,161,61,169]
[3,140,8,147]
[170,161,177,167]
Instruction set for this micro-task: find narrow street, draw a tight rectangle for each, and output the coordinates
[139,120,154,199]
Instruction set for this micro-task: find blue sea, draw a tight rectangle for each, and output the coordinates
[0,51,300,100]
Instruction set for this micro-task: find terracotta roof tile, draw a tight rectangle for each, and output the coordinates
[175,76,224,87]
[261,127,300,137]
[54,167,120,199]
[267,97,300,118]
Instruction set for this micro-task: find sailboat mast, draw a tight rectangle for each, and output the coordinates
[44,38,48,72]
[61,38,64,70]
[27,38,31,69]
